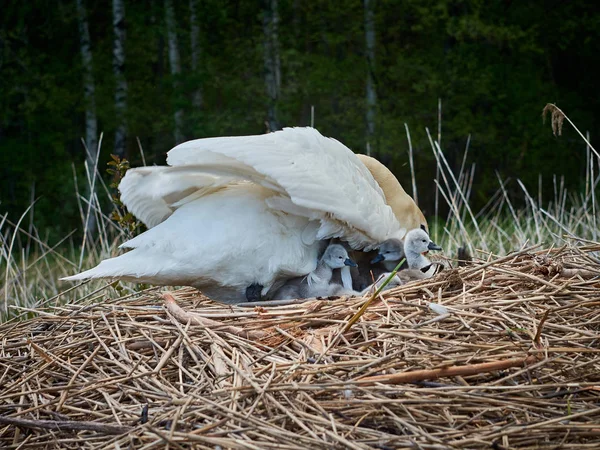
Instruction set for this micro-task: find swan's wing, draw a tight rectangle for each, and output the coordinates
[65,184,319,295]
[119,162,284,228]
[166,127,402,249]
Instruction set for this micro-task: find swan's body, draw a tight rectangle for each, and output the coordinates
[272,244,357,299]
[80,183,318,301]
[63,128,427,303]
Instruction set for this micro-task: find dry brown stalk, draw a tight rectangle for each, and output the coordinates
[0,244,599,449]
[163,292,267,340]
[0,416,132,435]
[356,355,540,385]
[561,267,599,278]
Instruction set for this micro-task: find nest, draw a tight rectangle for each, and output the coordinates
[1,244,600,449]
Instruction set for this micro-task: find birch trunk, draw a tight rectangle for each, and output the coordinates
[75,0,98,235]
[165,0,184,144]
[189,0,202,110]
[364,0,377,155]
[263,0,281,132]
[112,0,127,157]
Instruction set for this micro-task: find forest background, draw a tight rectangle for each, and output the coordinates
[1,0,599,242]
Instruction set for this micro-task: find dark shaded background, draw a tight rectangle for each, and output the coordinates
[1,0,598,241]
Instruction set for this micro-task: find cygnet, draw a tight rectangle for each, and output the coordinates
[364,228,442,291]
[272,244,358,300]
[373,228,441,270]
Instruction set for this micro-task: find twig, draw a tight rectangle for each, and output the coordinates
[314,259,406,363]
[356,355,539,385]
[163,292,267,340]
[0,416,132,435]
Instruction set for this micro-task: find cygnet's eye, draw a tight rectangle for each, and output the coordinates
[339,256,343,259]
[385,251,390,254]
[422,240,427,243]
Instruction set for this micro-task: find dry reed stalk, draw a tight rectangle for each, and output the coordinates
[163,292,267,340]
[356,354,540,385]
[0,244,599,449]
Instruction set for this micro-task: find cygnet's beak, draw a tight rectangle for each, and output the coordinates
[344,258,358,267]
[370,254,384,264]
[428,241,442,251]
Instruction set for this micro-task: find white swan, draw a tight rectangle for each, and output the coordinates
[272,243,357,300]
[63,127,427,303]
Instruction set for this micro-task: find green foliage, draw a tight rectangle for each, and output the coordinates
[106,155,146,238]
[1,0,599,236]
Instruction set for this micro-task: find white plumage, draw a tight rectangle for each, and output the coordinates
[63,127,422,303]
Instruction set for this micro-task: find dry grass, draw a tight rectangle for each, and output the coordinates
[1,243,599,449]
[3,103,600,322]
[1,104,599,448]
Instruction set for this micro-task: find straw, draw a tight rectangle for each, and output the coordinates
[1,243,599,449]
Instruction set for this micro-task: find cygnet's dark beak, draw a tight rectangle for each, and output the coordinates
[370,254,384,264]
[428,241,442,251]
[344,258,358,267]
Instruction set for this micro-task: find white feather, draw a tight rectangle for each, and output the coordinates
[63,127,407,302]
[428,303,450,315]
[64,184,319,302]
[165,127,401,248]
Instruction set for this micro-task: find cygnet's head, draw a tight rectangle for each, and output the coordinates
[322,244,358,269]
[404,228,442,256]
[371,239,403,264]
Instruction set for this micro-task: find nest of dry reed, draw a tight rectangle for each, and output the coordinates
[1,244,600,449]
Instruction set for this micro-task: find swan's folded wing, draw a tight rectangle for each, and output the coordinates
[119,152,292,228]
[119,162,255,228]
[166,127,402,249]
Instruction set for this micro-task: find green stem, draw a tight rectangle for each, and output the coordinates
[342,258,406,332]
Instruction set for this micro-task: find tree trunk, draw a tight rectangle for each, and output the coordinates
[364,0,377,155]
[112,0,127,157]
[189,0,203,110]
[75,0,98,236]
[165,0,184,144]
[263,0,281,132]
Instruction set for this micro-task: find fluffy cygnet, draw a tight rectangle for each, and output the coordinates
[373,228,441,271]
[370,238,405,271]
[340,247,406,292]
[402,228,442,272]
[356,225,436,290]
[272,244,358,300]
[363,228,442,292]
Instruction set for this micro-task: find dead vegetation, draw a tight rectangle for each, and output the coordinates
[1,243,600,449]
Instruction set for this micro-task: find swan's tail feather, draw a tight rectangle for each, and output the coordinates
[60,252,157,282]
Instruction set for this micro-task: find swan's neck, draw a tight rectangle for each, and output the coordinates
[383,260,400,272]
[340,266,353,290]
[405,250,430,270]
[357,155,427,233]
[382,180,425,233]
[312,263,333,283]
